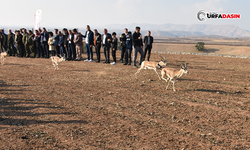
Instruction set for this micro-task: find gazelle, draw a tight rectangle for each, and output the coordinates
[0,52,8,65]
[161,62,189,91]
[50,55,66,70]
[135,55,167,80]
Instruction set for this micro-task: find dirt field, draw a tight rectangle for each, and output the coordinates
[153,43,250,56]
[1,52,250,149]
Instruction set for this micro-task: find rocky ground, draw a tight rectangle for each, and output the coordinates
[0,52,250,149]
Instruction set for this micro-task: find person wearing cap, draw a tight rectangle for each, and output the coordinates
[8,29,15,56]
[132,26,144,68]
[111,32,118,65]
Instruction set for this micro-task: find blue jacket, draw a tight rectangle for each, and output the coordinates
[54,34,59,46]
[84,30,94,45]
[58,35,64,46]
[126,34,132,49]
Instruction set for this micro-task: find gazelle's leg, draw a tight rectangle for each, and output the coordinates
[154,68,161,80]
[166,79,172,90]
[135,67,143,78]
[56,63,59,70]
[172,80,176,92]
[161,73,169,82]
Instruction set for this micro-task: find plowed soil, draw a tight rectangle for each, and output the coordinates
[1,52,250,149]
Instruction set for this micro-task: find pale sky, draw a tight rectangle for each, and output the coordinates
[0,0,249,31]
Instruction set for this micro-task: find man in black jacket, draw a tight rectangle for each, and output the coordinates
[15,30,23,57]
[8,29,15,56]
[40,28,49,58]
[93,29,102,63]
[1,29,7,52]
[101,28,112,63]
[67,30,75,61]
[63,28,69,60]
[132,26,144,68]
[119,28,128,63]
[144,31,154,61]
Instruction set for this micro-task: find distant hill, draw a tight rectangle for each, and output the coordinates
[104,23,250,37]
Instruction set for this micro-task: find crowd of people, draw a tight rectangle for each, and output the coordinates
[0,25,154,68]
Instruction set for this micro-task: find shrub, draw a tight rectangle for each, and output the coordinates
[195,42,205,51]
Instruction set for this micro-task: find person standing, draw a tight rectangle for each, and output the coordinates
[67,30,75,61]
[0,30,3,52]
[27,30,36,58]
[8,29,15,56]
[102,28,112,64]
[41,27,49,58]
[83,25,94,62]
[48,32,56,56]
[132,26,144,68]
[119,28,128,63]
[34,30,42,58]
[111,32,118,65]
[54,29,59,57]
[144,31,154,61]
[63,28,69,59]
[123,31,133,65]
[22,28,30,57]
[73,28,83,61]
[58,31,64,57]
[1,29,7,52]
[93,29,102,63]
[15,30,23,57]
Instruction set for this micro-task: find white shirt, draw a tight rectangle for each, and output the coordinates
[85,31,89,44]
[103,34,107,44]
[148,36,150,45]
[68,34,72,44]
[43,33,46,41]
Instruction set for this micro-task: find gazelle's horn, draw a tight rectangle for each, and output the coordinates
[164,55,166,61]
[185,63,187,67]
[179,62,184,67]
[158,55,164,61]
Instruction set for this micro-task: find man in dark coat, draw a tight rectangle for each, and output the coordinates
[93,29,102,63]
[132,26,144,68]
[83,25,94,62]
[28,30,36,58]
[67,30,75,61]
[63,28,69,59]
[101,28,112,64]
[1,29,8,52]
[119,28,128,63]
[15,30,23,57]
[40,27,49,58]
[8,29,15,56]
[143,31,154,61]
